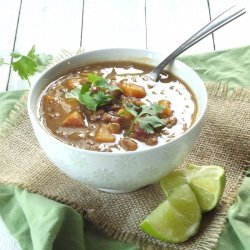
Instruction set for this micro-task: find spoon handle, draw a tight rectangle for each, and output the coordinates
[148,5,246,81]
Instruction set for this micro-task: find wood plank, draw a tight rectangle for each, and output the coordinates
[7,0,83,91]
[82,0,146,51]
[0,0,21,92]
[146,0,214,55]
[209,0,250,50]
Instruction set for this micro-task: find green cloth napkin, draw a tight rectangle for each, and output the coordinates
[0,45,250,250]
[180,45,250,89]
[0,185,85,250]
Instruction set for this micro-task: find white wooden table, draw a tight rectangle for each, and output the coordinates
[0,0,249,92]
[0,0,249,249]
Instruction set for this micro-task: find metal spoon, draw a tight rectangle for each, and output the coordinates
[147,5,246,81]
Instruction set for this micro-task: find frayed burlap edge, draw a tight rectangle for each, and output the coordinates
[0,93,28,138]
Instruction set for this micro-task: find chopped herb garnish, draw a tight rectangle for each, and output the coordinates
[66,73,121,111]
[125,103,166,134]
[88,73,108,87]
[65,87,81,100]
[87,73,120,92]
[0,45,52,85]
[79,82,112,110]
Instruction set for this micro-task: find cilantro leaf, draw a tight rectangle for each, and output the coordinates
[88,73,104,83]
[140,103,164,116]
[11,46,37,80]
[65,83,90,103]
[12,55,37,80]
[108,84,121,92]
[87,73,121,92]
[1,46,52,84]
[124,103,139,117]
[10,51,22,58]
[66,73,122,111]
[137,115,166,134]
[80,82,91,94]
[80,92,99,110]
[79,91,111,111]
[27,45,36,58]
[65,87,81,100]
[126,102,166,134]
[10,45,52,83]
[35,53,53,72]
[65,85,99,110]
[66,82,112,111]
[80,83,111,110]
[92,91,111,106]
[88,73,108,88]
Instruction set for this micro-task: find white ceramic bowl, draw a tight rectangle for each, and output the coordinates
[28,48,207,193]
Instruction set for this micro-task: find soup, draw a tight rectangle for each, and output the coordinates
[38,62,197,152]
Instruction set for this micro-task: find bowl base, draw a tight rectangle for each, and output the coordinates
[98,187,141,193]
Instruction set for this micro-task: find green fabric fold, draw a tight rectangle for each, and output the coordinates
[179,45,250,89]
[216,169,250,250]
[0,90,24,124]
[0,185,85,250]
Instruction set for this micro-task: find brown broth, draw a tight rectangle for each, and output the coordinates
[38,61,197,152]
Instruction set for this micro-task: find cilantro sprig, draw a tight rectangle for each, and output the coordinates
[87,73,120,92]
[66,73,120,111]
[125,103,166,134]
[0,45,52,85]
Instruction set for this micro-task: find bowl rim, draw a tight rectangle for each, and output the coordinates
[28,48,208,156]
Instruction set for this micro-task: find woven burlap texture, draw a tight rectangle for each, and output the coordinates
[0,85,249,250]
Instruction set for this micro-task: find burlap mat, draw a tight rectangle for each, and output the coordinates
[0,82,249,249]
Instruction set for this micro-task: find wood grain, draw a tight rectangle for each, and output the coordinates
[3,0,247,91]
[82,0,146,50]
[0,0,21,91]
[146,0,214,55]
[209,0,250,50]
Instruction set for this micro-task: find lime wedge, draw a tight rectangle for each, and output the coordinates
[184,164,226,212]
[159,170,186,197]
[140,184,201,243]
[140,165,226,243]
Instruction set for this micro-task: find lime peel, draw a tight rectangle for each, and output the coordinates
[140,184,201,243]
[184,164,226,212]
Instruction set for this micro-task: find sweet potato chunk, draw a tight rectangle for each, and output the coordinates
[62,111,85,127]
[43,95,55,105]
[117,108,134,120]
[94,124,116,143]
[120,83,146,98]
[65,79,84,89]
[158,100,172,117]
[64,98,80,110]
